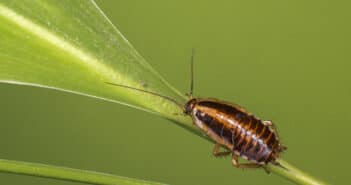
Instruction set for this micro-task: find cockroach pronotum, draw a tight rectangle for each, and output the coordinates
[106,50,287,172]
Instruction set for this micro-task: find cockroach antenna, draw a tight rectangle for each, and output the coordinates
[104,82,184,109]
[189,48,195,99]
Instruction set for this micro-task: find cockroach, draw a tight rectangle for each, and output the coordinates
[106,50,287,172]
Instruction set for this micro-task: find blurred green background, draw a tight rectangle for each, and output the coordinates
[0,0,350,184]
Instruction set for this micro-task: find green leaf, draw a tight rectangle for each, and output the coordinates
[0,0,187,121]
[0,159,165,185]
[0,1,328,185]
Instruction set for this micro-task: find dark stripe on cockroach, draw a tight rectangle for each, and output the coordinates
[220,125,225,139]
[196,111,238,146]
[222,127,234,144]
[243,117,252,130]
[196,111,226,139]
[198,101,243,117]
[254,141,263,154]
[242,134,253,151]
[260,128,271,140]
[231,129,235,145]
[235,130,247,149]
[211,121,224,137]
[258,125,267,138]
[247,117,255,130]
[233,126,241,143]
[238,136,248,152]
[248,138,259,154]
[196,111,213,125]
[250,118,259,135]
[255,123,264,137]
[266,133,276,148]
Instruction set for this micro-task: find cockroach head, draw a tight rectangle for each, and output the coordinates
[183,98,197,115]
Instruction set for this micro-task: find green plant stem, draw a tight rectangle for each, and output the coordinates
[0,153,328,185]
[268,159,327,185]
[0,159,164,185]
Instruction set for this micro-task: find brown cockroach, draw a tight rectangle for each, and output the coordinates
[106,50,286,172]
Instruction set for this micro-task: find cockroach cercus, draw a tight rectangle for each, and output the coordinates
[106,50,287,173]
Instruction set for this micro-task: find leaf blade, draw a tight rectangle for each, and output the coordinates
[0,0,186,119]
[0,159,166,185]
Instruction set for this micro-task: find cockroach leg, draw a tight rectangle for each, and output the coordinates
[213,143,231,157]
[231,153,270,173]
